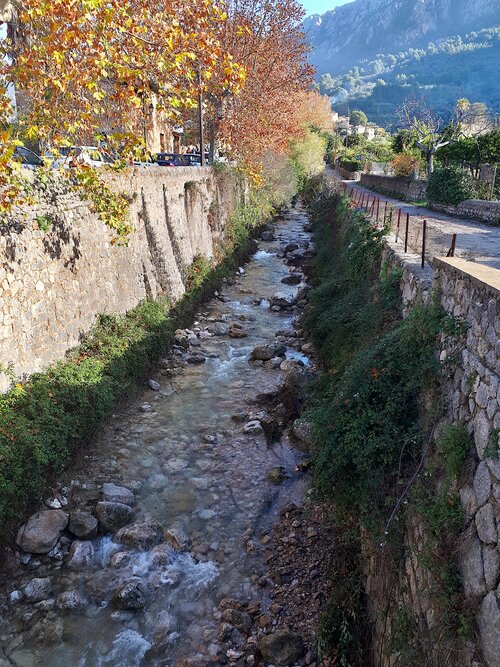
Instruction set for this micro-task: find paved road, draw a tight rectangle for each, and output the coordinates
[324,167,500,269]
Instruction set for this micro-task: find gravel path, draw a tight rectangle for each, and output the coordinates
[325,167,500,269]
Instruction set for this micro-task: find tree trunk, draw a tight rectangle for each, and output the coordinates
[428,152,434,177]
[208,119,216,165]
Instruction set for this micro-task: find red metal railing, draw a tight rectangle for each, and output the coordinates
[340,184,457,267]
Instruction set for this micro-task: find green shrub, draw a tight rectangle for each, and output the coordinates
[339,158,362,173]
[427,166,477,205]
[304,188,459,525]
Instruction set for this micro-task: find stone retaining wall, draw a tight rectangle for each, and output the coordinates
[0,167,244,392]
[436,258,500,667]
[367,244,500,666]
[430,199,500,226]
[336,166,360,181]
[360,173,427,201]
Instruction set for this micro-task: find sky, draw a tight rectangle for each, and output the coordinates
[301,0,351,16]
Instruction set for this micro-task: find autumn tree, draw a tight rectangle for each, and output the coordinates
[2,0,245,152]
[203,0,318,171]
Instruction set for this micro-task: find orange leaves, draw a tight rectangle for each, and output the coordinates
[5,0,245,148]
[208,0,319,172]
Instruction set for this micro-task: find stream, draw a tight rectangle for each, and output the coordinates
[0,204,316,667]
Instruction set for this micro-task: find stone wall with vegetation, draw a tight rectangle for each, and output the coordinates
[360,173,427,201]
[0,166,243,392]
[366,251,500,666]
[303,181,500,667]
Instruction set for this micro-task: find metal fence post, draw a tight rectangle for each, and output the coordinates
[376,198,380,222]
[421,219,427,268]
[404,213,410,253]
[447,233,457,257]
[395,208,401,242]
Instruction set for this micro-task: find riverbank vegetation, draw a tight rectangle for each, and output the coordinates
[303,180,470,664]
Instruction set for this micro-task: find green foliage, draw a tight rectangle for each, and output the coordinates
[407,424,473,653]
[318,518,364,666]
[186,255,214,291]
[324,27,500,126]
[339,158,362,173]
[304,187,470,664]
[290,129,327,189]
[304,189,456,525]
[436,423,472,482]
[35,214,54,231]
[72,166,132,245]
[311,302,446,521]
[350,109,368,126]
[427,166,478,205]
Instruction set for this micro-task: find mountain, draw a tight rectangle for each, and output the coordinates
[304,0,500,125]
[304,0,500,75]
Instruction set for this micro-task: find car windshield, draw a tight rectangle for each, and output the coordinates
[15,147,43,165]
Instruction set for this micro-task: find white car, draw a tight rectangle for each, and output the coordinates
[50,146,111,168]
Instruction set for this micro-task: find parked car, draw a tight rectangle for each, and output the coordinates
[186,154,211,166]
[154,153,191,167]
[13,146,44,168]
[51,146,111,168]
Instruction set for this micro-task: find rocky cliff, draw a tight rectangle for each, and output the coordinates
[305,0,500,74]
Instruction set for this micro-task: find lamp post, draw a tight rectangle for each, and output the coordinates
[198,67,206,167]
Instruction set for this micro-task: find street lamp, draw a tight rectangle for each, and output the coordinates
[197,66,205,167]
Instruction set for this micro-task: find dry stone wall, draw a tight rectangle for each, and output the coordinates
[360,173,427,201]
[0,167,244,392]
[430,200,500,226]
[367,245,500,666]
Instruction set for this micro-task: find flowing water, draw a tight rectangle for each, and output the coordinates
[1,206,314,667]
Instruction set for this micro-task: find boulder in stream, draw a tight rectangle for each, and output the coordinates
[112,578,148,610]
[270,292,296,309]
[165,528,190,551]
[256,629,305,666]
[102,483,135,506]
[267,467,288,485]
[187,353,207,365]
[68,511,98,540]
[16,509,68,554]
[206,322,229,336]
[57,590,88,611]
[67,540,94,570]
[250,343,286,362]
[281,273,302,285]
[148,379,161,392]
[95,501,133,532]
[243,420,263,435]
[116,523,164,551]
[228,324,248,339]
[24,577,52,602]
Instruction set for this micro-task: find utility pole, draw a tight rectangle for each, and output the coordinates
[198,67,206,166]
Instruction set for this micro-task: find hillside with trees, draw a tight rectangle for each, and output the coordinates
[305,0,500,126]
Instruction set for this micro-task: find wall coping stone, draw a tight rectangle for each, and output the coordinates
[434,257,500,298]
[384,237,433,287]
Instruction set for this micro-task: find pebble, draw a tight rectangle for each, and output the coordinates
[148,379,161,391]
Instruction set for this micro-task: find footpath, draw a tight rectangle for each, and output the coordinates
[325,167,500,270]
